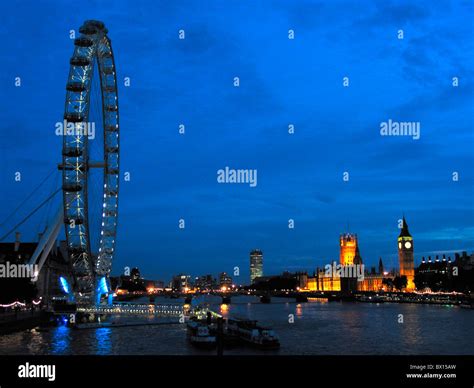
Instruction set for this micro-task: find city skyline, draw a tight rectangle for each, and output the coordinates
[119,217,473,284]
[0,0,473,281]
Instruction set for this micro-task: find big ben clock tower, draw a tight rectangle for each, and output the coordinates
[398,216,415,291]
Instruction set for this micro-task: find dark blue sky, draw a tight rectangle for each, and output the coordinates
[0,0,473,283]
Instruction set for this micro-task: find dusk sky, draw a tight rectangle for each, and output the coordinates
[0,0,473,283]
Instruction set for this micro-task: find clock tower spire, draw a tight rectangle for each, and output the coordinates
[398,216,415,290]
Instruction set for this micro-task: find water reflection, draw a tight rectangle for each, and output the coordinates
[220,304,229,316]
[295,304,303,317]
[51,326,71,355]
[95,328,111,355]
[401,304,425,349]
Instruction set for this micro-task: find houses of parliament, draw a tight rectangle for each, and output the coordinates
[306,217,415,292]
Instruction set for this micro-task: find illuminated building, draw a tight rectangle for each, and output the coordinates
[340,233,358,266]
[341,244,362,292]
[305,233,386,292]
[306,265,385,293]
[295,272,308,289]
[307,268,341,291]
[194,274,216,291]
[171,274,191,292]
[250,249,263,285]
[398,216,415,291]
[357,273,384,291]
[219,272,233,289]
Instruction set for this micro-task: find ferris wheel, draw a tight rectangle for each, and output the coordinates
[60,20,120,299]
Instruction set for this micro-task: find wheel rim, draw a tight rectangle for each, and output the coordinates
[61,20,119,299]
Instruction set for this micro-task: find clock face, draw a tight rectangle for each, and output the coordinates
[405,241,412,249]
[398,242,402,249]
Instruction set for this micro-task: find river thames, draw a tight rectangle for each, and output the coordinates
[0,296,472,355]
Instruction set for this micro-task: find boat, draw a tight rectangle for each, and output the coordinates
[260,295,271,304]
[186,320,217,349]
[207,322,240,347]
[221,296,231,304]
[184,296,192,304]
[227,318,280,350]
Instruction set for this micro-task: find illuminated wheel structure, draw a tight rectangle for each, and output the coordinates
[60,20,119,303]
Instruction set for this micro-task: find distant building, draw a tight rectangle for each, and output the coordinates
[155,280,165,289]
[144,280,164,291]
[340,233,358,266]
[457,251,474,271]
[115,266,146,292]
[194,274,216,291]
[295,272,308,289]
[0,234,71,303]
[307,268,341,292]
[398,217,415,291]
[250,249,263,285]
[219,272,233,289]
[131,267,141,282]
[305,232,385,293]
[252,271,297,290]
[171,274,191,292]
[415,252,474,292]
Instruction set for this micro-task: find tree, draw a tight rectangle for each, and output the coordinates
[393,276,407,291]
[382,277,394,291]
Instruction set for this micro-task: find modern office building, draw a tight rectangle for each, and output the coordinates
[171,274,191,292]
[250,249,263,285]
[219,272,233,289]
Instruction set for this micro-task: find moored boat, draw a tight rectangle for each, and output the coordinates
[227,318,280,350]
[186,320,217,349]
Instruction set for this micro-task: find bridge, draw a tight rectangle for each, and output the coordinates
[72,303,221,322]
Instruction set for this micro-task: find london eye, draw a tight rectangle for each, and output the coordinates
[60,20,120,301]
